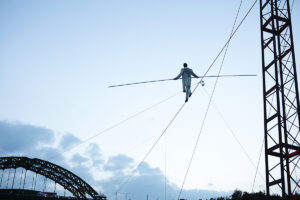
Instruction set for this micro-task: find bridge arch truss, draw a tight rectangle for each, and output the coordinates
[0,156,104,200]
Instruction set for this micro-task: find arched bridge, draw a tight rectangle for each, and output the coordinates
[0,156,105,200]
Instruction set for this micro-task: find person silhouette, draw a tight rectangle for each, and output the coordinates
[173,63,200,102]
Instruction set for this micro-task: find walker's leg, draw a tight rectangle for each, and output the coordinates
[185,88,190,102]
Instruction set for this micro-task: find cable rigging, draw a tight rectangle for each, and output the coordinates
[44,0,261,198]
[108,74,256,88]
[116,102,187,193]
[47,91,181,161]
[115,0,259,196]
[252,138,265,192]
[47,0,258,162]
[202,87,265,180]
[178,0,261,198]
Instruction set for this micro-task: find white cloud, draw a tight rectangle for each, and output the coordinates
[59,133,82,150]
[0,120,231,199]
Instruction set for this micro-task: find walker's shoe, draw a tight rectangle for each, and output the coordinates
[183,90,186,93]
[185,98,188,102]
[189,92,192,97]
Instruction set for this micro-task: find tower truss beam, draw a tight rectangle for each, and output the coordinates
[260,0,300,199]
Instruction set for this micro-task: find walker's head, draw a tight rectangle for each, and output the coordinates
[183,63,188,68]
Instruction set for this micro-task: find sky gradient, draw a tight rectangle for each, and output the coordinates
[0,0,299,199]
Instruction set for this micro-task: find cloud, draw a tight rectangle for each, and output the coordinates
[0,120,54,154]
[36,146,65,162]
[104,154,134,173]
[0,120,231,200]
[137,162,162,176]
[70,153,89,165]
[59,132,81,150]
[117,165,175,199]
[85,143,104,165]
[70,162,97,187]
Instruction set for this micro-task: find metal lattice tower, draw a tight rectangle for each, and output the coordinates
[260,0,300,198]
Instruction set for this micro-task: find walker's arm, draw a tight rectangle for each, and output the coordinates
[173,69,183,80]
[191,70,200,78]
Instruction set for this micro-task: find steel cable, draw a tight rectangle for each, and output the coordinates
[48,92,181,161]
[48,0,259,161]
[115,0,258,196]
[178,0,249,198]
[116,102,187,193]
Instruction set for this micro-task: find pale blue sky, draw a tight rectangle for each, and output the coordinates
[0,0,299,198]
